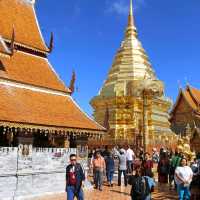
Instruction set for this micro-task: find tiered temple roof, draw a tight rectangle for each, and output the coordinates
[0,0,105,136]
[171,85,200,117]
[0,51,70,92]
[0,84,103,131]
[0,0,48,52]
[170,85,200,153]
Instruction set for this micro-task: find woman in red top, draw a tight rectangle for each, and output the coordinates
[142,152,153,176]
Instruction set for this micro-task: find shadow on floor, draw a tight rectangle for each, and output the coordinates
[110,189,130,196]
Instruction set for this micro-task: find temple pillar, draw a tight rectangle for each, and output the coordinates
[52,136,55,147]
[143,91,149,152]
[9,132,13,146]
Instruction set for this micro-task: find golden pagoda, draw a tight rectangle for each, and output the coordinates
[90,0,177,151]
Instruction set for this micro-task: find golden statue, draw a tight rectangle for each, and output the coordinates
[177,133,195,161]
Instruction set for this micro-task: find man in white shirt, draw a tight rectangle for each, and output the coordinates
[175,158,193,200]
[126,146,135,174]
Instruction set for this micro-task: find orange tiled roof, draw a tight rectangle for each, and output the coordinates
[0,84,105,131]
[189,87,200,105]
[171,86,200,116]
[183,89,198,110]
[0,51,70,92]
[0,0,48,52]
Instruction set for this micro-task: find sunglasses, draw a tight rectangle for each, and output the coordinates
[70,159,76,161]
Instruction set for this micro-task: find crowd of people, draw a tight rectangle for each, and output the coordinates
[156,148,200,200]
[65,145,200,200]
[88,146,156,200]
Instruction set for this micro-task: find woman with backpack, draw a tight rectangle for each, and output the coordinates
[128,167,154,200]
[157,151,170,186]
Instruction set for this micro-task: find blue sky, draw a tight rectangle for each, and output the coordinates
[35,0,200,115]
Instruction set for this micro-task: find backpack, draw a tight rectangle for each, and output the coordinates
[132,176,150,199]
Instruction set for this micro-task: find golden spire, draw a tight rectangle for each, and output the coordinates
[126,0,137,37]
[128,0,133,25]
[97,0,156,94]
[130,0,133,14]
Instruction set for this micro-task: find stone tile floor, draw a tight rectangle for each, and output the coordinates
[35,183,178,200]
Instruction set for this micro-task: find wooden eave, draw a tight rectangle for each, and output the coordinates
[0,120,105,135]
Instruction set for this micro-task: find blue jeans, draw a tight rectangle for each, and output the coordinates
[145,194,151,200]
[127,160,133,173]
[177,184,191,200]
[94,169,103,189]
[66,186,84,200]
[106,170,114,183]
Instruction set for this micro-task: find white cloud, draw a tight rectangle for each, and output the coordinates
[106,0,128,15]
[106,0,146,16]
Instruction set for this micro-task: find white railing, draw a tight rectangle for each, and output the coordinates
[0,146,87,200]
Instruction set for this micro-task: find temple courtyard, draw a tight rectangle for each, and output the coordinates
[0,0,199,200]
[35,184,178,200]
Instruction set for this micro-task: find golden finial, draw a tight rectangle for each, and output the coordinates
[130,0,133,16]
[128,0,134,27]
[126,0,137,37]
